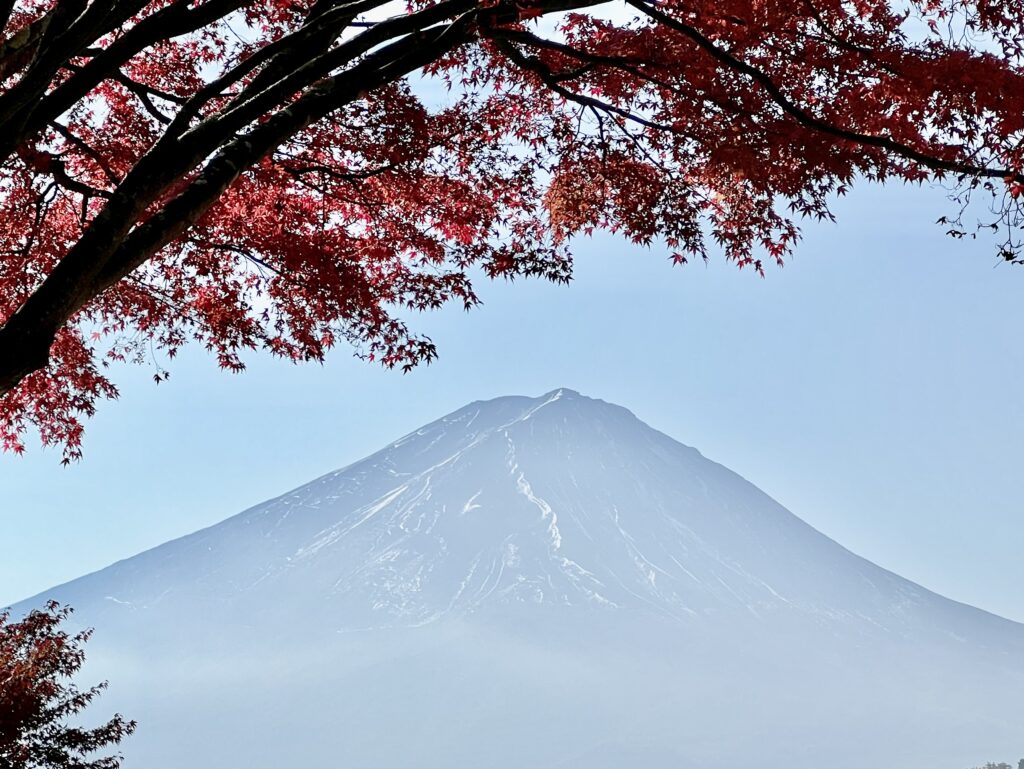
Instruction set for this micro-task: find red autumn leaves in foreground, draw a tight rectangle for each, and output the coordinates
[0,602,135,768]
[0,0,1023,459]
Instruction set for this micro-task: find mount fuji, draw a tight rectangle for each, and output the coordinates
[11,389,1024,769]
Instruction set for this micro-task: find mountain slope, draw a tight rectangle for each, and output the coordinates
[11,389,1024,769]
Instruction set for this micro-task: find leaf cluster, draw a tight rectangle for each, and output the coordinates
[0,602,135,769]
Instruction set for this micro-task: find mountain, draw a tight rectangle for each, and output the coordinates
[11,389,1024,769]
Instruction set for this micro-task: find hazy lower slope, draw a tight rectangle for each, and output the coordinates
[12,389,1024,769]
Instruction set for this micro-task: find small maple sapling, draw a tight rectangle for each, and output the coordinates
[0,602,136,769]
[0,0,1023,458]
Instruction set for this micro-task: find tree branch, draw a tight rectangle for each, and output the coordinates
[0,7,480,396]
[624,0,1024,185]
[490,35,678,134]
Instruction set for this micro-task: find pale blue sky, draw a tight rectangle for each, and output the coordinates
[3,181,1023,622]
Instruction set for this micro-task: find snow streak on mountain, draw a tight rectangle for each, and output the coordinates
[12,389,1024,769]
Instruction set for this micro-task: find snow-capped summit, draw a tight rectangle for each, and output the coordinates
[12,390,1024,769]
[31,388,1021,646]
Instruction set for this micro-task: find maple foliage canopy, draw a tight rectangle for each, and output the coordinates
[0,0,1023,458]
[0,602,136,768]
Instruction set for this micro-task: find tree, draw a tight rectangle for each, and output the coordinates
[0,0,1023,459]
[0,602,136,769]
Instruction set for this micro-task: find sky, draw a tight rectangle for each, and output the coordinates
[2,180,1023,623]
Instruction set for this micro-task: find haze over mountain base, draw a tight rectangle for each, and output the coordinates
[14,389,1024,768]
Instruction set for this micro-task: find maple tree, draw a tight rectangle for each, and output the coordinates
[0,602,136,769]
[0,0,1023,459]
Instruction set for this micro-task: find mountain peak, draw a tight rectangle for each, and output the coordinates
[29,387,1022,649]
[13,391,1024,769]
[468,387,604,408]
[538,386,581,400]
[467,387,633,427]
